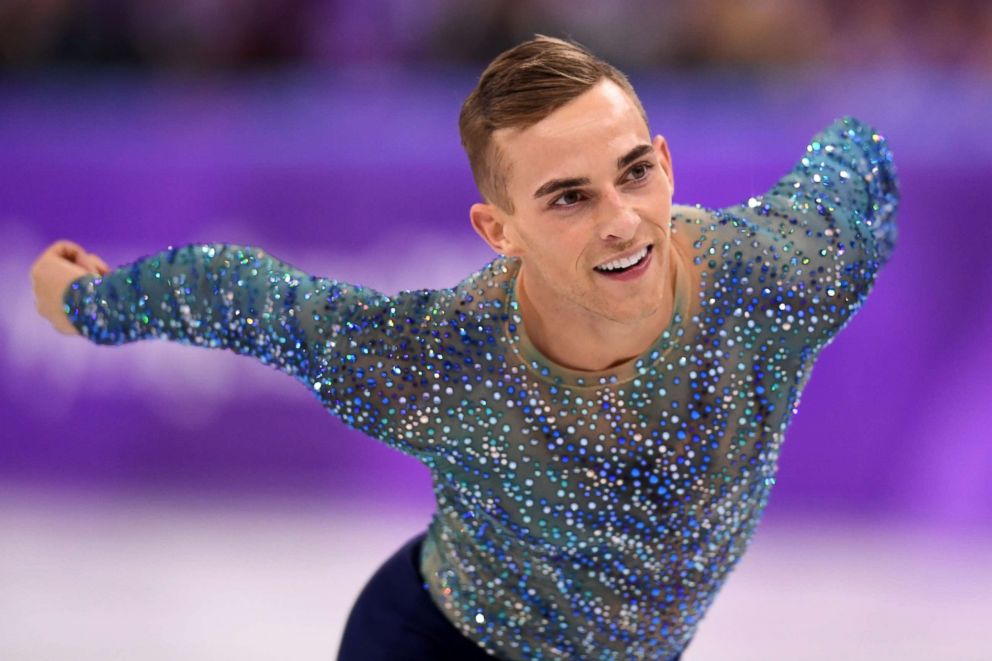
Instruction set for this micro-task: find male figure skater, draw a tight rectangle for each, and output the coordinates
[31,35,898,661]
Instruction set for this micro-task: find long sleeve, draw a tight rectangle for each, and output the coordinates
[721,116,899,353]
[62,242,441,460]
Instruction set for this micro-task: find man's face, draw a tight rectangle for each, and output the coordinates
[483,79,675,326]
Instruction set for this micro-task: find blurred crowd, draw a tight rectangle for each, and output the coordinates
[1,0,989,72]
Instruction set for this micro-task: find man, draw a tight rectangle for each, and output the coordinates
[31,35,897,661]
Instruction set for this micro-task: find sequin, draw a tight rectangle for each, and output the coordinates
[63,117,898,660]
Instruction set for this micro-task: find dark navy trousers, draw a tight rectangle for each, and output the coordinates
[338,532,494,660]
[337,531,684,661]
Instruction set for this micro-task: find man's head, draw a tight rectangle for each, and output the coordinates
[461,35,676,326]
[459,35,650,214]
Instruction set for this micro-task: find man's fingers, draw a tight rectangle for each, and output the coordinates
[45,241,110,275]
[51,240,86,261]
[78,252,110,275]
[31,240,107,278]
[76,255,98,274]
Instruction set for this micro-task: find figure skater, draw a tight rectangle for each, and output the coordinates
[30,35,898,661]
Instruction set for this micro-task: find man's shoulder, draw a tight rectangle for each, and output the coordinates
[392,254,515,327]
[671,203,714,223]
[672,202,751,232]
[671,203,726,265]
[671,203,730,243]
[670,202,775,321]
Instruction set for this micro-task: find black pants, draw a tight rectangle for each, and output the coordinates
[338,532,494,660]
[337,531,684,661]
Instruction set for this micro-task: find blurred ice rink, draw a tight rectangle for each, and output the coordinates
[2,485,989,661]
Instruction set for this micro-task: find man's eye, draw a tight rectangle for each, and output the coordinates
[626,162,654,181]
[551,190,584,207]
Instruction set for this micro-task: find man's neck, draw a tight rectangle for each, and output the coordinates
[515,244,681,373]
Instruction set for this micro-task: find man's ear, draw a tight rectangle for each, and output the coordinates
[653,134,674,196]
[470,202,521,256]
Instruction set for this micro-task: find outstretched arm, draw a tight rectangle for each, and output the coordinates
[724,116,899,353]
[33,240,441,460]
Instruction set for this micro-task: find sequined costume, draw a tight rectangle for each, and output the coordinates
[63,116,898,660]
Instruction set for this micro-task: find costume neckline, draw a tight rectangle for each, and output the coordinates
[501,247,691,390]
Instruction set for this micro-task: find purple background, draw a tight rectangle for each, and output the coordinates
[3,67,990,529]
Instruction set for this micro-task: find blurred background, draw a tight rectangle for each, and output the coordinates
[2,1,990,659]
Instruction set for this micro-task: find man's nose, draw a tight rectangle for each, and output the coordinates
[599,188,639,240]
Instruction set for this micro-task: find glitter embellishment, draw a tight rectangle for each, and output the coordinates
[63,117,898,660]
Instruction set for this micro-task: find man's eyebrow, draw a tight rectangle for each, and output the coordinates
[533,177,591,199]
[617,144,654,170]
[531,145,655,199]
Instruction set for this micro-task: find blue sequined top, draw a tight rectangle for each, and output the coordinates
[63,116,898,660]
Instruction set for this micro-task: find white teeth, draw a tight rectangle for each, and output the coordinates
[595,246,649,272]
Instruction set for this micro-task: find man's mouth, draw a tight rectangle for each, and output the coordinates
[593,244,652,274]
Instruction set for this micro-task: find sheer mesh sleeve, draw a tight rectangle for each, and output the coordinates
[62,242,440,460]
[722,116,899,353]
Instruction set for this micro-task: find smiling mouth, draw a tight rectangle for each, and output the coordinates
[593,244,653,274]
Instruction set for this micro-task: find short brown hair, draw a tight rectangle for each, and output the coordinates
[459,35,648,213]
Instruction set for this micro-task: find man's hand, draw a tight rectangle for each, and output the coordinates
[30,240,110,336]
